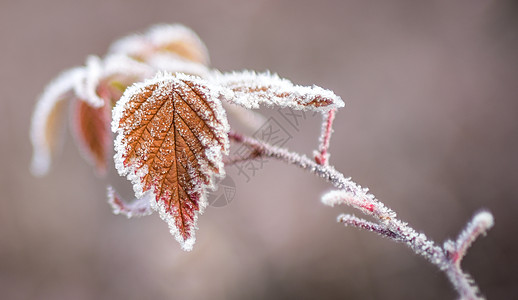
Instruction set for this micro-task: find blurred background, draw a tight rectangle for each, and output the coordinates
[1,0,517,299]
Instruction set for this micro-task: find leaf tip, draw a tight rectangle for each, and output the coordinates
[152,197,198,251]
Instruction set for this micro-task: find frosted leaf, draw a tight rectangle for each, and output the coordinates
[107,186,153,218]
[108,23,210,65]
[112,72,229,250]
[30,67,85,176]
[64,55,154,175]
[211,70,345,111]
[70,98,111,175]
[74,56,104,108]
[102,54,155,81]
[98,54,155,106]
[74,55,155,109]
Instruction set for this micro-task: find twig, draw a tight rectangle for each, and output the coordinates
[228,130,494,300]
[314,109,336,165]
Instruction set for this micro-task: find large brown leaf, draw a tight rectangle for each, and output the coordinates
[112,72,229,250]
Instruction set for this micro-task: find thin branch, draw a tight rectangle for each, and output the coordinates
[228,130,493,300]
[228,130,357,192]
[314,109,336,165]
[338,214,398,239]
[443,211,494,300]
[451,211,494,266]
[325,189,444,265]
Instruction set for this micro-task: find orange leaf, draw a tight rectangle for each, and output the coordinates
[71,99,111,175]
[112,73,229,250]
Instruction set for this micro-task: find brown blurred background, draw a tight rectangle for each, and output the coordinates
[1,0,517,299]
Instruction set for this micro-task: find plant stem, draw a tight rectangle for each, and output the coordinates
[228,130,492,300]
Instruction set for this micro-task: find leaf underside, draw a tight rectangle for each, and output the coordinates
[30,67,85,176]
[212,70,345,111]
[112,73,229,250]
[72,99,111,175]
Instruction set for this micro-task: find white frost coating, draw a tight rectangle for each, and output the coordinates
[175,72,230,153]
[145,167,218,251]
[323,189,444,266]
[75,56,104,107]
[210,70,345,111]
[453,210,494,261]
[471,211,494,230]
[321,188,396,222]
[147,54,210,77]
[30,67,85,176]
[314,109,336,165]
[112,71,229,136]
[112,71,230,251]
[151,194,197,251]
[103,54,155,80]
[107,185,153,218]
[204,145,225,178]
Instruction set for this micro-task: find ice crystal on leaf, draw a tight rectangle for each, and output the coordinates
[75,56,104,108]
[112,72,229,250]
[211,70,345,111]
[95,54,155,106]
[107,186,153,218]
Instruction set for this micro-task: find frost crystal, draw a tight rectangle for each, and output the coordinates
[102,54,155,80]
[107,186,153,218]
[79,56,104,107]
[322,188,396,222]
[314,109,336,165]
[211,70,345,111]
